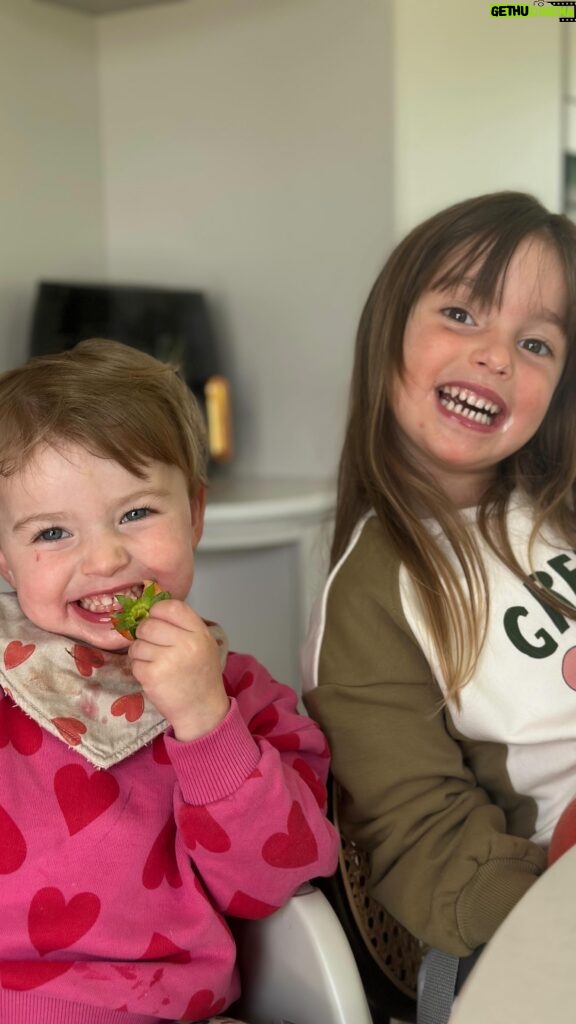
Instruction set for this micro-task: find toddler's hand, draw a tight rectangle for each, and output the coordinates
[127,599,229,742]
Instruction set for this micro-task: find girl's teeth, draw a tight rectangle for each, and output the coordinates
[438,386,501,424]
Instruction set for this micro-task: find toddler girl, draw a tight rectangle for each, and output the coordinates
[0,339,339,1023]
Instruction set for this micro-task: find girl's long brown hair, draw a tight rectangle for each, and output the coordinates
[333,192,576,700]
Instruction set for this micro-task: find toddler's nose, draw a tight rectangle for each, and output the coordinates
[81,533,130,577]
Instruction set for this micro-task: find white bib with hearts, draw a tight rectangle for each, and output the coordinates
[0,593,227,769]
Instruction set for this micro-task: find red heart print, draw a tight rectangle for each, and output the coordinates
[292,758,326,808]
[0,805,27,873]
[270,731,301,753]
[111,692,144,722]
[318,733,330,759]
[52,717,87,746]
[0,960,73,990]
[152,734,170,764]
[226,890,279,918]
[182,989,226,1019]
[249,705,301,751]
[72,644,105,678]
[54,764,120,836]
[262,801,318,868]
[249,705,279,735]
[178,806,232,853]
[225,669,254,698]
[142,818,183,890]
[28,887,100,955]
[141,932,191,964]
[3,641,36,670]
[0,700,43,755]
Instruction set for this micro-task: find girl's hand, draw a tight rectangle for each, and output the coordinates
[127,599,229,742]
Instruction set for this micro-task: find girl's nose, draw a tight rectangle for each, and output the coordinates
[81,533,130,577]
[471,335,512,378]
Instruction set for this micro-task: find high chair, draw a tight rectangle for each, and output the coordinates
[313,778,460,1024]
[231,777,458,1024]
[233,882,373,1024]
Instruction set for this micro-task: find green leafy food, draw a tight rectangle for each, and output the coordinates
[111,580,171,640]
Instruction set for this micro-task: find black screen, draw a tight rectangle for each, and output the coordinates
[29,281,221,395]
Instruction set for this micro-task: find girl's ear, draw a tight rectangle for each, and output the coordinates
[190,485,206,549]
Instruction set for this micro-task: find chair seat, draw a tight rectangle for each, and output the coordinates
[233,884,373,1024]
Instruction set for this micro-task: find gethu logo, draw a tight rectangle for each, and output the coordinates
[490,2,576,17]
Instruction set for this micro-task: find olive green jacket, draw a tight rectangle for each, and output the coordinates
[303,510,576,955]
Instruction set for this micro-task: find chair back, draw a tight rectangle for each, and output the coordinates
[233,883,374,1024]
[314,779,424,1023]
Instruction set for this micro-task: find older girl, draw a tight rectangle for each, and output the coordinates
[304,191,576,962]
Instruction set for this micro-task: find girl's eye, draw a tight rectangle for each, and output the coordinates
[519,337,552,357]
[442,307,474,326]
[34,527,69,543]
[121,506,153,524]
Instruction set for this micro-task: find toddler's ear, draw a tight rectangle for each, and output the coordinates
[0,551,15,589]
[190,485,206,549]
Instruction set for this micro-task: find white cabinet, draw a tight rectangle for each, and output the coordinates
[191,477,335,694]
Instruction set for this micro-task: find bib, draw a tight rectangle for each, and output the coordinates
[0,593,228,768]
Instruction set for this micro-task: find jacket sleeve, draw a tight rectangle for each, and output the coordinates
[303,518,546,957]
[165,654,339,918]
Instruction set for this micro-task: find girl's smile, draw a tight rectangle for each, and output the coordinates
[435,382,506,430]
[393,237,568,506]
[0,444,204,650]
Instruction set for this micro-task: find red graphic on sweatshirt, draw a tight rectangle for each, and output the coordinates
[111,692,144,722]
[141,932,192,964]
[71,644,105,678]
[262,801,318,868]
[54,764,120,835]
[52,717,87,746]
[0,804,27,873]
[0,700,43,755]
[29,887,101,955]
[224,669,254,697]
[179,806,232,853]
[270,731,302,752]
[142,818,183,890]
[292,758,326,808]
[562,646,576,690]
[3,640,36,670]
[318,733,331,759]
[249,705,301,751]
[249,704,278,735]
[226,890,279,918]
[0,960,73,989]
[182,989,226,1019]
[152,733,170,764]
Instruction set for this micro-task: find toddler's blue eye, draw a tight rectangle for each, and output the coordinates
[121,507,152,523]
[35,527,68,543]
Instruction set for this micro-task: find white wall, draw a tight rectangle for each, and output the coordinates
[0,0,106,370]
[0,0,565,482]
[393,0,563,236]
[97,0,395,480]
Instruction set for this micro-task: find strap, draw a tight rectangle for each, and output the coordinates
[417,948,460,1024]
